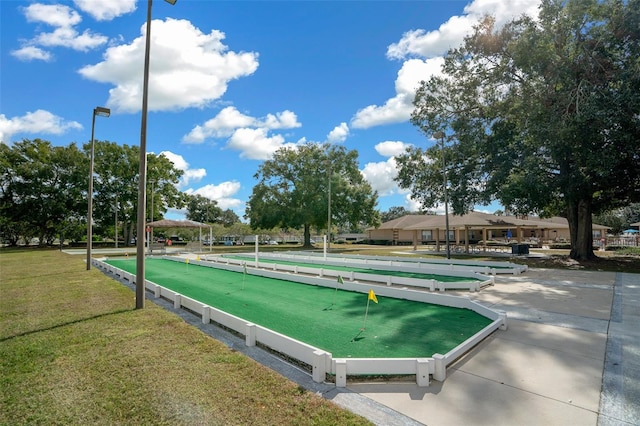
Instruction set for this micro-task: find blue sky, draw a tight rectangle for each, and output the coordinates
[0,0,540,220]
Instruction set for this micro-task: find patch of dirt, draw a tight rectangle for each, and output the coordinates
[514,255,640,273]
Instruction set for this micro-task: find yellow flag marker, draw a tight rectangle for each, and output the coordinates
[362,289,379,330]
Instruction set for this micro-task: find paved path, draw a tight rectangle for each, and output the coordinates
[599,272,640,425]
[346,269,639,426]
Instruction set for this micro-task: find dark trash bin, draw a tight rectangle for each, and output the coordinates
[511,244,529,255]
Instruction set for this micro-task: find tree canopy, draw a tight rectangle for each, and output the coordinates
[1,139,86,245]
[185,194,240,227]
[397,0,640,260]
[246,142,379,246]
[0,139,184,246]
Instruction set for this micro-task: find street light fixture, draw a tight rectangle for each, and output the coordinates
[433,131,450,260]
[136,0,177,309]
[86,106,111,270]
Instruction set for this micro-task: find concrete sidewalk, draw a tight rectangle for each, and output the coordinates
[346,269,639,426]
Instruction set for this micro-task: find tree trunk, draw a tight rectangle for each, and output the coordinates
[123,221,134,246]
[303,223,311,247]
[567,198,596,260]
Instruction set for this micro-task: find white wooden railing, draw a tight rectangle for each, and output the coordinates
[93,257,506,388]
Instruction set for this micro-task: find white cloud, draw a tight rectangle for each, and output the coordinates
[405,193,424,212]
[375,140,412,157]
[183,107,300,144]
[351,58,443,129]
[361,157,399,196]
[0,110,82,143]
[186,181,243,210]
[78,18,259,113]
[14,2,109,61]
[388,0,541,60]
[159,151,206,188]
[183,107,303,160]
[352,0,542,129]
[73,0,137,21]
[11,46,52,62]
[23,3,107,51]
[326,122,349,143]
[361,140,416,198]
[23,3,82,27]
[227,128,298,161]
[260,110,301,130]
[34,26,108,51]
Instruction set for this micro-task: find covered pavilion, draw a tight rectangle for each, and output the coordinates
[147,219,212,252]
[367,212,609,254]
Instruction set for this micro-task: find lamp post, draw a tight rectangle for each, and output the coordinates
[433,131,450,259]
[114,195,118,249]
[327,158,332,251]
[148,179,155,254]
[136,0,177,309]
[86,106,111,270]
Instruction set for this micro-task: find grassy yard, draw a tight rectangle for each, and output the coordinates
[0,249,371,425]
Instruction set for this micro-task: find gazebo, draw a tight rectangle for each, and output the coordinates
[146,219,212,252]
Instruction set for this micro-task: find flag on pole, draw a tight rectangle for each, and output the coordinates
[331,275,345,307]
[362,289,378,330]
[242,262,247,290]
[185,258,189,264]
[196,255,200,261]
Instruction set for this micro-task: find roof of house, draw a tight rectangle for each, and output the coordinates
[147,219,211,228]
[370,212,609,231]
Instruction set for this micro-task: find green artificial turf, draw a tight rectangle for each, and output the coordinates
[223,255,481,282]
[106,258,492,358]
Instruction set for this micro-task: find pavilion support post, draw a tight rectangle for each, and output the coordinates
[482,228,487,252]
[464,226,469,254]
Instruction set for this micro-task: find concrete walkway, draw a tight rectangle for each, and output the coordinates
[599,272,640,425]
[346,269,639,425]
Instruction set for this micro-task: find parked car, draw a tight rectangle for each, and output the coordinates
[268,240,278,245]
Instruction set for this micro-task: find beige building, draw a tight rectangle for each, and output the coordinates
[367,211,608,251]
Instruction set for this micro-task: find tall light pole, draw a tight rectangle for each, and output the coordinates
[136,0,177,309]
[86,106,110,270]
[433,131,450,259]
[114,195,118,249]
[327,158,331,251]
[148,179,155,254]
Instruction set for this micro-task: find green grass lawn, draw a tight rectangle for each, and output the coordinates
[106,258,491,358]
[0,249,372,425]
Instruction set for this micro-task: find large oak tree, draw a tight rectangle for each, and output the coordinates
[398,0,640,260]
[246,142,379,246]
